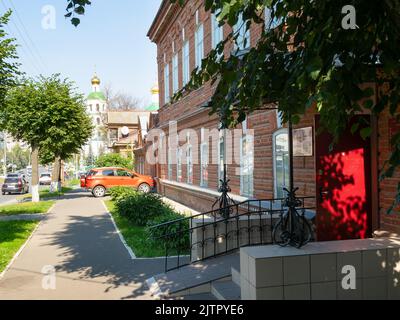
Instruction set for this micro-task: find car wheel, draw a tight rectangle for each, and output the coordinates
[138,183,151,193]
[2,192,5,195]
[92,186,106,198]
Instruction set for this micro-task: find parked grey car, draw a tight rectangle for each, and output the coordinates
[2,175,30,195]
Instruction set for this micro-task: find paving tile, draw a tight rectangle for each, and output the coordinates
[283,255,310,285]
[284,284,310,300]
[311,282,337,300]
[310,254,337,283]
[362,249,387,278]
[363,277,387,300]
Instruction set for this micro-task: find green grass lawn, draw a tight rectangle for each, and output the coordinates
[20,187,73,201]
[0,220,39,272]
[104,200,180,258]
[0,201,55,216]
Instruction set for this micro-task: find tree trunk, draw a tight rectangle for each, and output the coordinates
[31,146,40,203]
[50,156,61,193]
[58,159,63,192]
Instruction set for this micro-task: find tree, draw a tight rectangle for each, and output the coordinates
[66,1,400,209]
[36,76,93,191]
[104,84,141,111]
[0,10,19,113]
[2,76,93,201]
[95,153,133,170]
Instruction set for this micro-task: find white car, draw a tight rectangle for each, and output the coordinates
[39,173,52,185]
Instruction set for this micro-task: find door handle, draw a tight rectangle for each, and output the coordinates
[319,187,329,201]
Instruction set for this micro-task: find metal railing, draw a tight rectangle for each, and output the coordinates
[150,196,316,272]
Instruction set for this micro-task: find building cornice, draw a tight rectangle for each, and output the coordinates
[147,0,181,43]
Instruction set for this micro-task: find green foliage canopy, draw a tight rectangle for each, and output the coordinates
[95,153,133,170]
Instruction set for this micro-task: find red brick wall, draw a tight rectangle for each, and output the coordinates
[148,1,400,235]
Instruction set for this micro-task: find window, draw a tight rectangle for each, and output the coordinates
[265,2,283,30]
[240,134,254,197]
[211,12,223,49]
[186,144,193,184]
[273,129,290,198]
[218,134,225,187]
[195,24,204,68]
[176,148,183,182]
[182,41,190,86]
[200,142,208,187]
[102,169,115,177]
[164,63,170,104]
[172,53,179,93]
[233,13,250,50]
[97,118,100,125]
[96,104,100,112]
[116,169,132,177]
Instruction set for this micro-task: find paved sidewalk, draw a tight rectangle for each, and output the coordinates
[0,191,165,300]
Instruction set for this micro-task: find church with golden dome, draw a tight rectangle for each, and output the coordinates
[82,73,108,162]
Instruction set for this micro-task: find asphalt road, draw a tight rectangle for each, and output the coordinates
[0,183,50,206]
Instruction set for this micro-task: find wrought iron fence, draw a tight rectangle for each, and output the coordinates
[149,195,316,272]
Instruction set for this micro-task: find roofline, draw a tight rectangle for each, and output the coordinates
[147,0,180,43]
[147,0,169,40]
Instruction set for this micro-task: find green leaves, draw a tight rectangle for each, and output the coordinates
[3,75,93,164]
[64,0,92,26]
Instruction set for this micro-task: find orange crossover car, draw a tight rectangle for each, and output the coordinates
[80,167,155,198]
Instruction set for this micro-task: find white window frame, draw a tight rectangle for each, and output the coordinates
[164,63,170,104]
[211,12,223,50]
[240,133,254,198]
[265,2,283,31]
[217,132,225,187]
[195,23,204,68]
[273,129,290,199]
[233,13,250,50]
[186,144,193,184]
[200,141,209,188]
[172,53,179,94]
[182,40,190,86]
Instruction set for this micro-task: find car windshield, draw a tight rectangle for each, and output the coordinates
[41,174,51,178]
[5,178,18,184]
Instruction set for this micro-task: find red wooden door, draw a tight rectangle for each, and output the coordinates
[315,115,372,241]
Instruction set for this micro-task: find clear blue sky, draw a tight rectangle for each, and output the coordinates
[1,0,161,107]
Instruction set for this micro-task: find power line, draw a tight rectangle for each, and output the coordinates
[7,0,48,73]
[1,1,46,75]
[1,21,42,75]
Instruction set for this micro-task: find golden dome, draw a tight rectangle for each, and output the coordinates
[151,84,159,95]
[91,74,101,86]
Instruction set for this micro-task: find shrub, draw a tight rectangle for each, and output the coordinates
[146,212,190,251]
[115,192,175,226]
[109,186,137,202]
[95,153,133,170]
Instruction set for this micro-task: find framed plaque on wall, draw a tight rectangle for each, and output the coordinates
[293,127,313,157]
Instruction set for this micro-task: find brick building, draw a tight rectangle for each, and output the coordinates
[146,0,400,239]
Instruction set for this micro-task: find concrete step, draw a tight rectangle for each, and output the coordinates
[231,266,241,286]
[211,280,241,300]
[147,252,240,299]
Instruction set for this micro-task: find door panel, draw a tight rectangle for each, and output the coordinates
[315,115,372,241]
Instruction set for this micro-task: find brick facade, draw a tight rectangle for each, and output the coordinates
[147,0,399,234]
